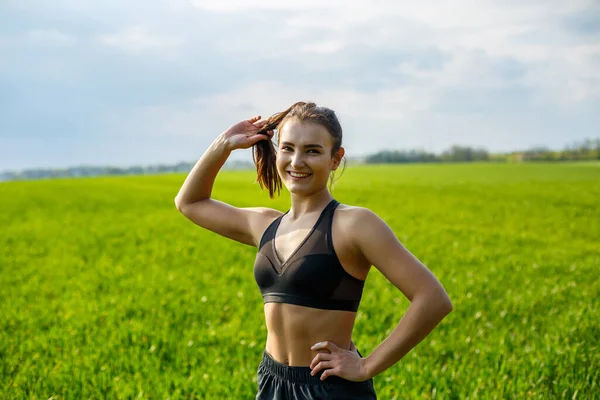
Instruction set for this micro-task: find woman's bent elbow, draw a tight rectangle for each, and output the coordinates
[174,198,185,212]
[431,290,453,317]
[439,293,453,316]
[442,298,453,315]
[174,198,194,214]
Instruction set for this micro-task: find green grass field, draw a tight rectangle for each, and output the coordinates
[1,163,599,399]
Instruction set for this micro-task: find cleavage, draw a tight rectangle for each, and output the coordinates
[273,227,314,266]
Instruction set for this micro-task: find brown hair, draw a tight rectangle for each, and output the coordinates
[252,101,346,198]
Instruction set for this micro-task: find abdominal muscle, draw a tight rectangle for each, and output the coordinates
[264,302,357,366]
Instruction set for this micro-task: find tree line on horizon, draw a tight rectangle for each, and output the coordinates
[1,138,598,182]
[365,138,600,164]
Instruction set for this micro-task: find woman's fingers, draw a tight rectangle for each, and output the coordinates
[254,130,274,139]
[320,367,341,381]
[254,119,270,129]
[308,341,367,382]
[311,341,340,353]
[246,133,271,147]
[310,352,333,369]
[310,361,334,376]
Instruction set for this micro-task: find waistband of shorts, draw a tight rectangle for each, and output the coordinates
[259,349,368,386]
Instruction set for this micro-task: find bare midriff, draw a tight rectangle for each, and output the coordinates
[264,302,357,366]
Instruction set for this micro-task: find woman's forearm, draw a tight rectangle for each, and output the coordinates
[174,133,231,208]
[364,292,452,379]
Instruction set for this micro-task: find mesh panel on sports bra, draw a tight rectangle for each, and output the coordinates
[253,199,365,312]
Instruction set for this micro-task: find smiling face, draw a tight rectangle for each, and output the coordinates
[276,117,343,195]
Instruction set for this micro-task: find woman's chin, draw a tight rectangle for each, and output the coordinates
[285,186,305,194]
[284,182,308,193]
[284,183,328,196]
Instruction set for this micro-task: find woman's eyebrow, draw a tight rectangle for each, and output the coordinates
[280,141,324,149]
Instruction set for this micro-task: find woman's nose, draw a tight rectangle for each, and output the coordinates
[290,152,304,168]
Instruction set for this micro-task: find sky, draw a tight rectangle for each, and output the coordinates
[1,0,599,172]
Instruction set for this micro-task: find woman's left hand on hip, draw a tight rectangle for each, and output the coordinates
[309,341,370,382]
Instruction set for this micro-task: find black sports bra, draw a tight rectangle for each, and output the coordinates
[253,199,365,312]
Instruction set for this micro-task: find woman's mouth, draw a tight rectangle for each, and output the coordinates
[288,171,312,179]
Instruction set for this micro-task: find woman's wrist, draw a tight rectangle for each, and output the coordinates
[212,132,234,154]
[362,355,376,380]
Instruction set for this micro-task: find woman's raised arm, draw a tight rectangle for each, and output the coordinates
[174,116,280,247]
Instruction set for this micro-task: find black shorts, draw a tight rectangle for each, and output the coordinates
[256,349,377,399]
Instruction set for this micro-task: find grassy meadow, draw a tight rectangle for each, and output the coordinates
[1,162,599,399]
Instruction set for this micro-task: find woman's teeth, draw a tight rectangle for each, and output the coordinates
[289,172,311,178]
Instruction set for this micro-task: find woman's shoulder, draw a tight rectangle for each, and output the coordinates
[242,206,284,241]
[334,203,397,256]
[335,203,382,227]
[248,206,284,219]
[333,203,391,255]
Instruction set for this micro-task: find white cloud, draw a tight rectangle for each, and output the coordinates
[97,26,183,53]
[68,0,599,106]
[299,41,346,55]
[277,0,600,105]
[190,0,347,11]
[25,29,79,46]
[2,0,599,171]
[122,80,434,142]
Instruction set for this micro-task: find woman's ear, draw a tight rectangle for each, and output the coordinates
[332,147,345,170]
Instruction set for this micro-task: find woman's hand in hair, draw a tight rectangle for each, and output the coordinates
[222,115,274,151]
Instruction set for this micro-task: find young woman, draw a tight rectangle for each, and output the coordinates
[174,102,452,399]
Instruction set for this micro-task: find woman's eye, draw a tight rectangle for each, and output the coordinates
[280,147,319,153]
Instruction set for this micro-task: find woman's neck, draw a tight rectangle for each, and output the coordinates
[287,190,333,220]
